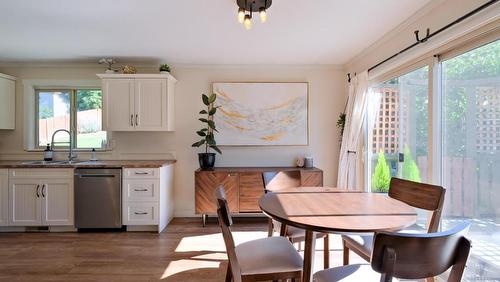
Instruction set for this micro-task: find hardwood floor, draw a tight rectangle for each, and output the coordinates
[0,218,364,281]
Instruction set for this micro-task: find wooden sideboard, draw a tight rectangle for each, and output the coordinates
[195,167,323,225]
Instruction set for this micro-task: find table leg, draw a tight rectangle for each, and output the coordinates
[303,230,316,282]
[279,223,288,237]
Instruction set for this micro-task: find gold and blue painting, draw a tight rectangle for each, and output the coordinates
[212,82,308,146]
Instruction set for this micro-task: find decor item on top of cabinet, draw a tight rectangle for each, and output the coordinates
[98,58,117,73]
[122,65,137,74]
[192,93,222,169]
[212,82,308,146]
[159,64,171,74]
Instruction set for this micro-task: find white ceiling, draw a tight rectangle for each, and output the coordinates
[0,0,432,65]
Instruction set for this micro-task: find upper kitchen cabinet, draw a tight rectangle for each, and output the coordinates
[97,73,177,131]
[0,73,16,129]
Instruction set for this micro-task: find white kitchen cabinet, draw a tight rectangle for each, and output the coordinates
[122,165,174,233]
[0,73,16,129]
[98,74,176,132]
[0,170,7,226]
[9,179,41,226]
[42,180,74,226]
[8,169,74,227]
[102,79,135,131]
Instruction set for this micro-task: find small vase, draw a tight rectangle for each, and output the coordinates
[105,69,115,74]
[159,71,169,74]
[198,153,216,169]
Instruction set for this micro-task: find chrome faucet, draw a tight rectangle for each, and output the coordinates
[50,129,76,161]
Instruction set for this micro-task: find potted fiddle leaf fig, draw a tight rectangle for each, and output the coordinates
[192,93,222,169]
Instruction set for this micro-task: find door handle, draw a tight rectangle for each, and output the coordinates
[36,184,40,198]
[135,114,139,126]
[134,212,148,215]
[134,189,148,192]
[41,184,46,198]
[134,172,149,175]
[131,114,134,126]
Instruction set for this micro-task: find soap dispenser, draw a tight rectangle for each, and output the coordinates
[90,148,98,161]
[43,144,53,161]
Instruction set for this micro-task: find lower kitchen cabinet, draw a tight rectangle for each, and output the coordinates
[0,169,8,226]
[8,169,74,227]
[122,164,174,233]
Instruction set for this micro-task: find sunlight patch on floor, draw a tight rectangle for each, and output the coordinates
[161,259,221,279]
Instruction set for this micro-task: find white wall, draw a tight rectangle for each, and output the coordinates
[0,64,346,217]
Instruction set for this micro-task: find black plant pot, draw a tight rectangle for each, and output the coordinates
[198,153,216,169]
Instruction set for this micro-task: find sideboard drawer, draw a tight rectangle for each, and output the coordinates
[122,202,158,225]
[123,179,159,202]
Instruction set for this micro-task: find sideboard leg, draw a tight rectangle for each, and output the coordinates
[202,214,207,227]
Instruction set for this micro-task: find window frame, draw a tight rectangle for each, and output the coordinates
[34,87,107,150]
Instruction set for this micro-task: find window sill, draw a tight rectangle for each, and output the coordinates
[25,149,112,153]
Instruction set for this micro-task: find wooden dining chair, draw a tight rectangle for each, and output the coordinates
[314,222,471,282]
[342,177,446,266]
[215,186,303,282]
[263,171,331,269]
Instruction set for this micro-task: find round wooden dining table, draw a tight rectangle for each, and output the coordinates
[259,187,417,282]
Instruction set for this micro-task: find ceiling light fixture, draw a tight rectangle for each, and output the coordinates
[236,0,272,29]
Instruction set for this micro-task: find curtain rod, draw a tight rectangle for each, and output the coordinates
[364,0,498,74]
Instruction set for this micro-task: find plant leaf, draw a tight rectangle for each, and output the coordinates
[209,94,216,103]
[207,120,216,129]
[196,130,206,136]
[199,110,207,114]
[210,145,222,154]
[208,108,217,115]
[199,118,208,123]
[191,140,205,147]
[200,128,208,132]
[202,94,209,106]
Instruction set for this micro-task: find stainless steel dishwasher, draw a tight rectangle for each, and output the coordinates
[74,168,122,229]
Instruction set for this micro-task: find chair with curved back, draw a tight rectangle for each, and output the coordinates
[342,177,446,267]
[263,170,331,269]
[314,222,471,282]
[215,185,303,282]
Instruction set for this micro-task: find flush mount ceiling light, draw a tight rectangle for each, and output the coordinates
[236,0,272,30]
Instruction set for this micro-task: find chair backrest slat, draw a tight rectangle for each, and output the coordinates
[214,186,241,282]
[388,177,445,232]
[371,222,471,282]
[262,170,301,192]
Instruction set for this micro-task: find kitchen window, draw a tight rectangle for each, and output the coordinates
[35,88,107,149]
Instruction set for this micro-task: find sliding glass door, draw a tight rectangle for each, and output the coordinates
[441,39,500,279]
[368,66,429,192]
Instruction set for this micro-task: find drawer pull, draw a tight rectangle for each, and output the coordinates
[134,212,148,215]
[134,189,148,192]
[134,172,149,175]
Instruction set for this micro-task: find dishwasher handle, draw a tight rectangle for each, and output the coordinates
[76,174,117,178]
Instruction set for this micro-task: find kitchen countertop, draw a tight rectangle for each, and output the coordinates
[0,160,176,168]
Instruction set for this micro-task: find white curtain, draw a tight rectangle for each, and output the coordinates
[337,71,380,190]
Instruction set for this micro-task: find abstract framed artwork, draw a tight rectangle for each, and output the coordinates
[212,82,308,146]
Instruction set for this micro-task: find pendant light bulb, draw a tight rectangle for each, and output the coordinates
[259,8,267,23]
[238,8,245,23]
[244,15,252,30]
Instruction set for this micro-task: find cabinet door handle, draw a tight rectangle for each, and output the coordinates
[134,172,149,175]
[42,184,46,198]
[134,189,148,192]
[36,184,40,198]
[131,114,134,126]
[135,114,139,126]
[134,212,148,215]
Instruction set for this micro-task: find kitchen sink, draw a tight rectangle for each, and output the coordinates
[21,160,86,165]
[21,160,67,165]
